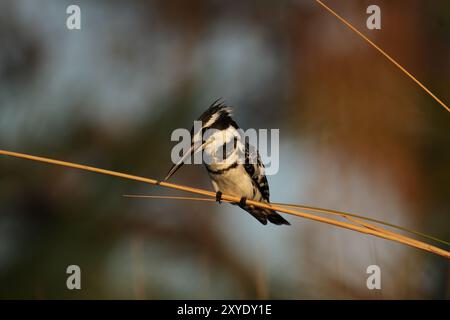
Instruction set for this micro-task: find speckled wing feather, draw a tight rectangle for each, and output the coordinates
[243,142,270,202]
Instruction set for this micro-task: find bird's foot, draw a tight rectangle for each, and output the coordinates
[215,191,223,204]
[239,197,247,206]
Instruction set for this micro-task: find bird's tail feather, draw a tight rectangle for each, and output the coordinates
[240,205,290,226]
[267,211,290,225]
[247,209,268,225]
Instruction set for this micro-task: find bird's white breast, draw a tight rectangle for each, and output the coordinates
[203,125,264,201]
[209,165,258,200]
[203,126,243,169]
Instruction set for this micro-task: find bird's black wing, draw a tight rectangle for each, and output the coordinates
[243,142,270,202]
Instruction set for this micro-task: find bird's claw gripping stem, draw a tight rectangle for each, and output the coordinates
[215,191,223,204]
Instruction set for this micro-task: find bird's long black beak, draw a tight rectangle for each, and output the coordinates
[164,162,184,182]
[164,141,207,181]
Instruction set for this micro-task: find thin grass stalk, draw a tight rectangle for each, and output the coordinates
[314,0,450,113]
[1,149,449,258]
[272,202,450,247]
[123,195,450,247]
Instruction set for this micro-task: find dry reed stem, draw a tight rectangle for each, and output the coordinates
[123,195,234,203]
[314,0,450,113]
[123,195,450,247]
[273,202,450,247]
[1,149,449,259]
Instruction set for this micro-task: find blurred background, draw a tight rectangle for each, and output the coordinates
[0,0,449,299]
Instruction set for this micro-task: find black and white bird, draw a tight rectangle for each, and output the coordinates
[164,100,290,226]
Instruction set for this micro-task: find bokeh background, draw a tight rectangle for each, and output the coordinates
[0,0,449,299]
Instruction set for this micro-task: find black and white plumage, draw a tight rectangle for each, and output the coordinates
[165,100,290,226]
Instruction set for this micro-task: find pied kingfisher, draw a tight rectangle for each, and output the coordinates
[164,100,290,226]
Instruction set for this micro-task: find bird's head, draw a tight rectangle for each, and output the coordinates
[164,100,238,181]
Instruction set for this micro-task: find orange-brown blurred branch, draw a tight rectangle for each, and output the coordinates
[1,148,449,259]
